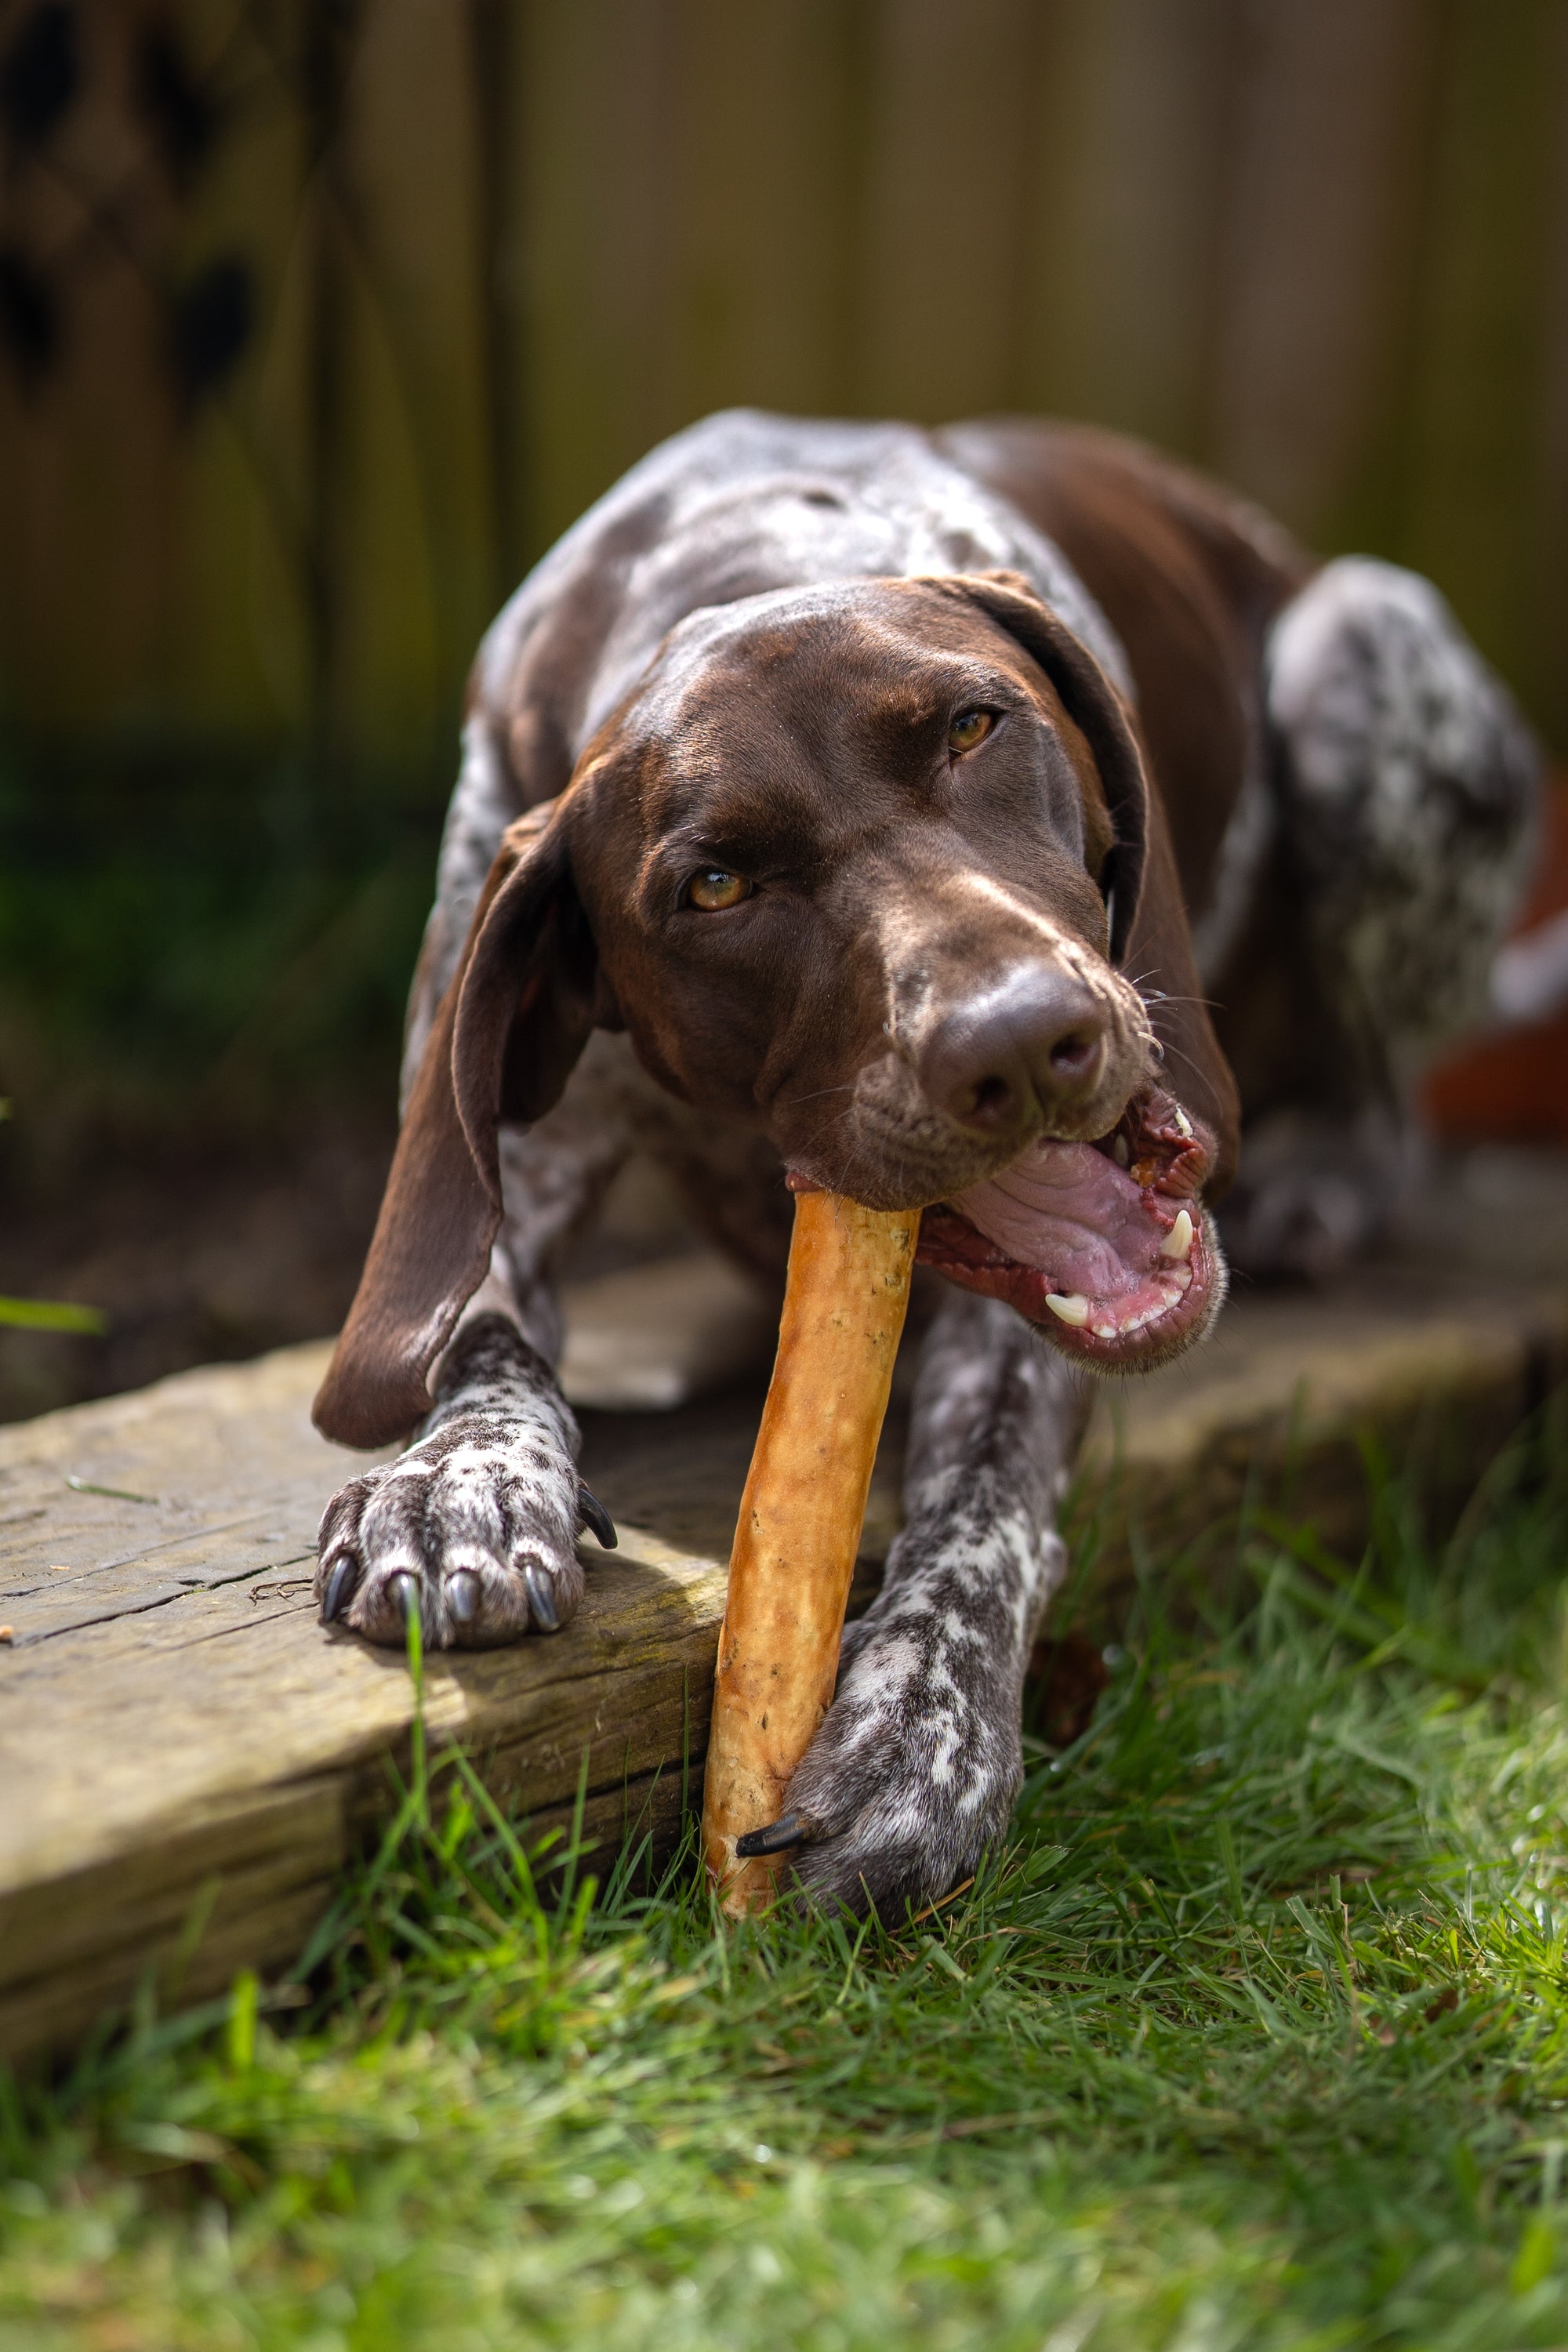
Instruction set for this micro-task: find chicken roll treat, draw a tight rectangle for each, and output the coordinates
[702,1191,920,1916]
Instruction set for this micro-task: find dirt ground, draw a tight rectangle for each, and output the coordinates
[0,1109,397,1425]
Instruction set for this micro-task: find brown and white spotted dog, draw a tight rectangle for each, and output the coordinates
[311,412,1537,1916]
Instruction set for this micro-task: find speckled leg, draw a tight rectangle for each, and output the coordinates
[314,1032,654,1649]
[1223,557,1539,1282]
[782,1289,1089,1917]
[315,1315,588,1646]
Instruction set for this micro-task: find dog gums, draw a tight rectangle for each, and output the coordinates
[701,1192,920,1916]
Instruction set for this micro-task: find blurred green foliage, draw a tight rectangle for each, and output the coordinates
[0,1301,104,1332]
[0,734,441,1127]
[3,0,1566,1257]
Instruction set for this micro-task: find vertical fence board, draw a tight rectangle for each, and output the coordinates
[2,0,1566,754]
[661,0,864,436]
[856,0,1043,423]
[1022,0,1239,456]
[1395,0,1567,720]
[466,0,529,604]
[1207,0,1436,545]
[0,1,183,728]
[1540,16,1568,754]
[521,0,681,552]
[166,0,313,737]
[335,0,492,753]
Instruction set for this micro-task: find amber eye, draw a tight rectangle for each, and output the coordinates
[686,868,753,911]
[948,707,995,755]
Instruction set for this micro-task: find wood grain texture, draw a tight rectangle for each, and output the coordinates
[2,1238,1563,2065]
[0,1343,728,2064]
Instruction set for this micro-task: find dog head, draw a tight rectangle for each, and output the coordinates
[315,572,1238,1446]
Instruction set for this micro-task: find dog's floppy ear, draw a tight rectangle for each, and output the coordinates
[313,797,596,1449]
[937,569,1240,1190]
[935,569,1149,964]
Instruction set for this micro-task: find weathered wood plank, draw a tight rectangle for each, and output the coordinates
[0,1341,736,2062]
[1078,1271,1566,1610]
[3,1227,1565,2068]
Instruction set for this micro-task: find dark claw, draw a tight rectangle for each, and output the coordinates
[446,1569,479,1624]
[577,1483,617,1550]
[522,1559,561,1632]
[390,1571,421,1628]
[735,1812,808,1859]
[321,1555,358,1624]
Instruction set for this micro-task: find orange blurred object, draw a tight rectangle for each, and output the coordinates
[1423,775,1568,1143]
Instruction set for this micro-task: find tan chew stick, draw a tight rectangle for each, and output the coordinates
[702,1191,920,1917]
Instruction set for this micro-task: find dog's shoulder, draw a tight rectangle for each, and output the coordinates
[939,419,1311,915]
[466,410,1143,804]
[938,419,1310,620]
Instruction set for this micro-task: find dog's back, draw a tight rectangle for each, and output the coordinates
[310,412,1534,1915]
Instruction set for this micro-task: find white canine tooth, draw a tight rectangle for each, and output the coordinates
[1160,1207,1194,1261]
[1173,1107,1193,1139]
[1044,1292,1090,1327]
[1112,1134,1130,1167]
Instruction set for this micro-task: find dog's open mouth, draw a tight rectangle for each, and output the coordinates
[915,1083,1225,1372]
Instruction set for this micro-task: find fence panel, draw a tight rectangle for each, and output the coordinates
[2,0,1566,755]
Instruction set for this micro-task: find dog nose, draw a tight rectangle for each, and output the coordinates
[919,966,1109,1134]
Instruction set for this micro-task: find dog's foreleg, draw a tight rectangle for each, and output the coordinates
[778,1288,1089,1916]
[314,1043,636,1649]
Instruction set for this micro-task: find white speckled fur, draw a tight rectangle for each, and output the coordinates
[784,1292,1085,1911]
[317,418,1536,1912]
[318,1316,584,1647]
[1267,557,1537,1088]
[1215,559,1537,1283]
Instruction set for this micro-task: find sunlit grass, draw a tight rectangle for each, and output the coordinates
[0,1301,105,1334]
[2,1403,1566,2350]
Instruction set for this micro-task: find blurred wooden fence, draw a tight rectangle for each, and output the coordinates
[3,0,1567,771]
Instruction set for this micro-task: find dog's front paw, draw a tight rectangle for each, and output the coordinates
[314,1316,601,1650]
[757,1608,1026,1918]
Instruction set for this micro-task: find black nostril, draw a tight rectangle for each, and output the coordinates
[967,1074,1015,1123]
[1048,1032,1101,1081]
[917,964,1110,1134]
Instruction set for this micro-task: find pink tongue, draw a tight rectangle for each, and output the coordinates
[951,1138,1166,1300]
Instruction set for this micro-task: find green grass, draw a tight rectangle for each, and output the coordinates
[4,1411,1568,2350]
[0,1300,106,1334]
